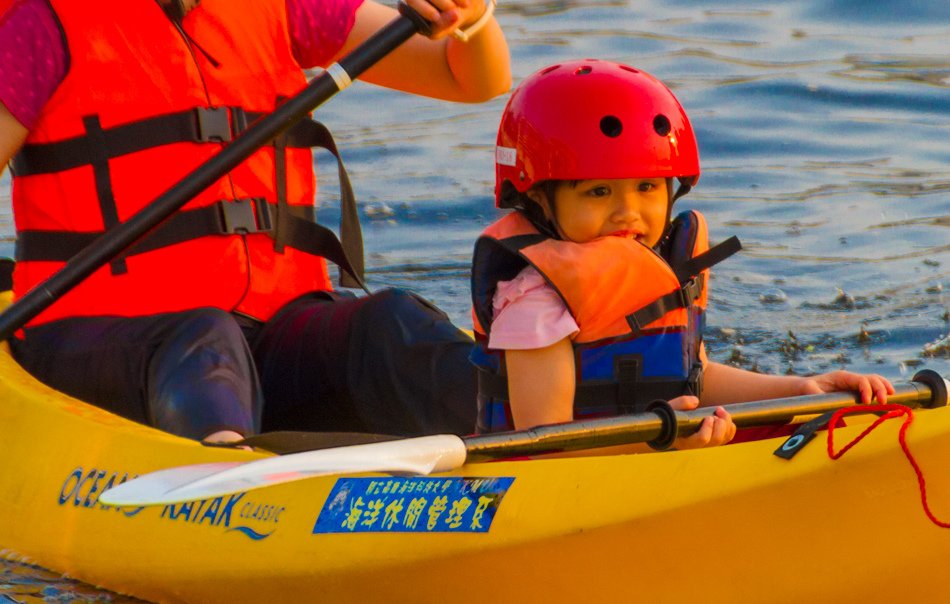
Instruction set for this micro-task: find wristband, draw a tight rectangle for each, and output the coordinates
[452,0,497,42]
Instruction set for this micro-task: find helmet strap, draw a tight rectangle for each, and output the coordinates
[521,198,561,239]
[672,180,692,203]
[655,178,676,250]
[658,178,692,244]
[513,184,560,239]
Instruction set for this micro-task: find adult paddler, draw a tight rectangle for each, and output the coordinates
[0,0,510,442]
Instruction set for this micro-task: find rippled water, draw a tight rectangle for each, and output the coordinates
[2,0,949,599]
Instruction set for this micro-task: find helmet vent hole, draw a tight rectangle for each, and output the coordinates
[575,66,593,75]
[620,65,639,74]
[653,114,672,136]
[600,115,623,138]
[540,65,560,75]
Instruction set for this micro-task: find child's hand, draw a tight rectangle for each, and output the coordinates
[667,396,736,449]
[795,370,894,404]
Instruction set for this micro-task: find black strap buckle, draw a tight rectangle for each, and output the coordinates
[687,361,704,396]
[218,198,273,234]
[195,107,232,143]
[230,107,249,139]
[681,275,703,306]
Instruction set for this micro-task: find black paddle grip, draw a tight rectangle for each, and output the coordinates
[912,369,949,408]
[397,1,433,37]
[646,399,682,450]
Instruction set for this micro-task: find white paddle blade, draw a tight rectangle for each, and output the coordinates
[100,434,469,506]
[97,461,244,506]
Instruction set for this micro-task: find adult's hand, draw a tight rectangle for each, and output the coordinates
[339,0,511,103]
[403,0,490,40]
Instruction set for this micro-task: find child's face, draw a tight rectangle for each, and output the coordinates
[530,178,669,246]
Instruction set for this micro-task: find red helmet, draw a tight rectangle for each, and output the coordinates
[495,59,700,207]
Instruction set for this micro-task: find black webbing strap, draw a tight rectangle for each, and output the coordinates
[572,380,692,411]
[626,235,741,333]
[273,128,289,255]
[0,258,13,292]
[276,207,368,292]
[82,115,126,275]
[270,118,364,289]
[773,411,837,459]
[11,105,366,290]
[12,107,237,176]
[625,274,704,333]
[9,106,345,175]
[15,198,369,293]
[671,235,742,284]
[15,199,272,260]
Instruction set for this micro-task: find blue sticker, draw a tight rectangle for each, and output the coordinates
[313,476,515,534]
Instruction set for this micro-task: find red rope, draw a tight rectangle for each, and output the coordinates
[826,404,950,528]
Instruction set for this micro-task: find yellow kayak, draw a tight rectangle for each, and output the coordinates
[2,295,950,602]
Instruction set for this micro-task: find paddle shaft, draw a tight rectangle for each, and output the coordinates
[0,7,428,341]
[463,370,947,461]
[97,371,949,506]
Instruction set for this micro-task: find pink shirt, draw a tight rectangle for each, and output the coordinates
[0,0,364,129]
[488,266,579,351]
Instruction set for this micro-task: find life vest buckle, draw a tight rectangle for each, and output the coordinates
[681,275,703,305]
[230,108,249,139]
[687,361,704,396]
[218,198,273,234]
[195,107,233,143]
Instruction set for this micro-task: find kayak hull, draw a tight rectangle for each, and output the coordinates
[2,317,949,601]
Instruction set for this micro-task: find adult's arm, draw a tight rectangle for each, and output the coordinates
[336,0,511,102]
[0,101,29,179]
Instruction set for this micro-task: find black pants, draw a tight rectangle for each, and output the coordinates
[11,289,477,440]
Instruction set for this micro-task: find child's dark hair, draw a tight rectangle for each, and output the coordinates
[499,180,577,240]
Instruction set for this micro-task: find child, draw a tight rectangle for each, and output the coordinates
[470,59,894,450]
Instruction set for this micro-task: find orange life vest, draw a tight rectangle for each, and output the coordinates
[10,0,354,326]
[470,210,740,433]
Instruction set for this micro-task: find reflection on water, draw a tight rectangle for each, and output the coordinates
[0,558,143,602]
[1,0,949,598]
